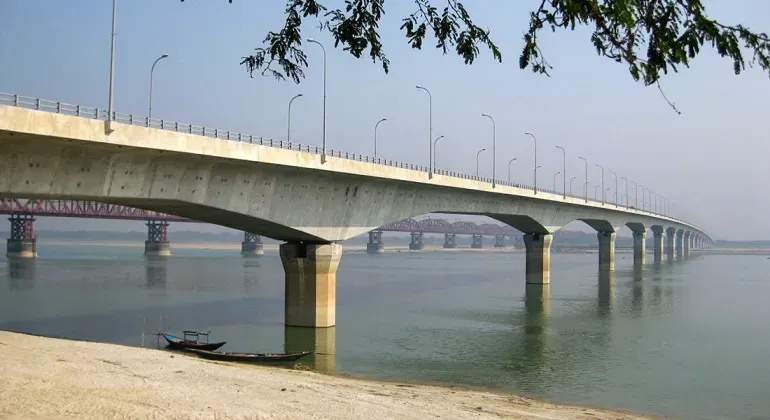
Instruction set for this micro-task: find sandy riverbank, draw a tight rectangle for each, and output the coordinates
[0,331,653,420]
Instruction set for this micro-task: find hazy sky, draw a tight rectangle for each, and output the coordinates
[1,1,768,240]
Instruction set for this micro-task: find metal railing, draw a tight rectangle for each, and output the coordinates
[0,92,686,223]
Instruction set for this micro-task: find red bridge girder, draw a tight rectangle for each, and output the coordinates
[0,199,189,221]
[0,199,518,236]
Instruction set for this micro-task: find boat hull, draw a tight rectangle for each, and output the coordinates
[161,333,226,351]
[187,349,312,363]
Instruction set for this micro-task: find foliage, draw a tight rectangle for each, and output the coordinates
[186,0,769,88]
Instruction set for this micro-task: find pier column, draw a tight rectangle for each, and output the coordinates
[443,233,457,248]
[471,234,484,249]
[633,230,646,267]
[675,230,684,259]
[366,230,384,253]
[280,243,342,328]
[598,231,616,272]
[524,233,553,284]
[652,227,664,263]
[409,231,424,250]
[666,228,676,261]
[494,235,506,248]
[7,215,37,259]
[683,231,691,258]
[144,220,171,257]
[241,232,264,256]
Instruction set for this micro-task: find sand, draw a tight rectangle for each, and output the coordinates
[0,331,654,420]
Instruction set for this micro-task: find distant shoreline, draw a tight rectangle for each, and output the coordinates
[34,239,649,254]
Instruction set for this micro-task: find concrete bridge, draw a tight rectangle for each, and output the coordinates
[0,94,713,328]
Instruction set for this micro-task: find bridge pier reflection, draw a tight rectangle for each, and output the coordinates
[284,326,336,374]
[7,258,36,289]
[598,271,615,317]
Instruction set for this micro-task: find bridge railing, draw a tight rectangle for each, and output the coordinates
[0,92,677,220]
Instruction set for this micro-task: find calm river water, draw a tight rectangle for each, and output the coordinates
[1,243,768,420]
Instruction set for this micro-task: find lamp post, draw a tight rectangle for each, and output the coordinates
[553,171,561,192]
[107,0,117,128]
[621,176,629,208]
[569,176,576,195]
[525,132,537,193]
[595,164,605,204]
[534,165,542,191]
[148,53,168,120]
[594,184,601,200]
[631,180,638,209]
[307,38,327,163]
[556,145,566,198]
[433,135,444,171]
[481,113,496,187]
[476,148,486,177]
[639,184,646,211]
[609,170,618,207]
[507,158,517,183]
[578,156,588,202]
[287,93,303,142]
[416,85,432,177]
[374,118,387,159]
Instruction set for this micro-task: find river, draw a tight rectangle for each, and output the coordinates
[1,243,768,420]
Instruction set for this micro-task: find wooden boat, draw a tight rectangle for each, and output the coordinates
[160,331,226,351]
[186,348,312,363]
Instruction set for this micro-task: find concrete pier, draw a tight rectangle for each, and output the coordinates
[494,235,505,248]
[6,215,37,259]
[366,230,384,253]
[241,232,264,256]
[597,231,616,272]
[633,230,646,267]
[409,232,424,250]
[683,231,691,258]
[666,228,676,261]
[280,243,341,328]
[524,233,552,284]
[675,230,684,259]
[443,233,457,249]
[652,227,664,263]
[144,220,171,257]
[471,234,483,249]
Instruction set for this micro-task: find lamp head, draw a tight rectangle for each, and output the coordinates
[161,54,168,58]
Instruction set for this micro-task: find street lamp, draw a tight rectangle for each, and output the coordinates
[374,118,387,159]
[631,180,638,209]
[433,135,444,171]
[556,145,566,198]
[525,132,537,193]
[307,38,327,163]
[594,184,601,200]
[639,184,646,211]
[508,158,517,183]
[476,148,486,177]
[595,164,605,204]
[620,176,629,208]
[107,0,117,128]
[481,113,496,187]
[148,53,168,120]
[609,170,618,207]
[287,93,303,142]
[578,156,588,202]
[534,165,542,191]
[416,85,433,177]
[553,171,561,192]
[569,176,576,195]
